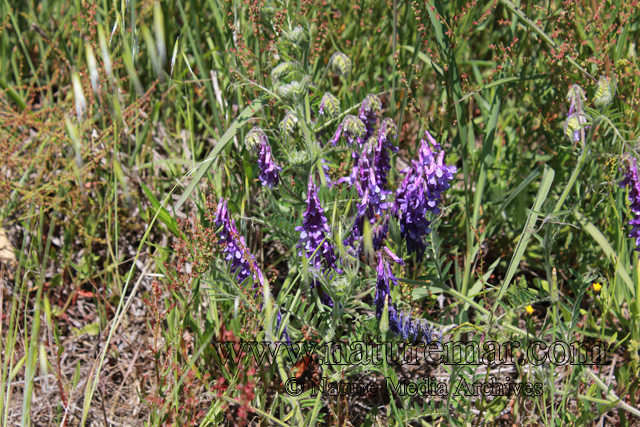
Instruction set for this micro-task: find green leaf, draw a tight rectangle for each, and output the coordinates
[72,322,101,337]
[574,210,634,296]
[140,182,181,237]
[472,83,502,229]
[492,165,555,311]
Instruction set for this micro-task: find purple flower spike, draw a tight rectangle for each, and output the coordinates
[372,216,390,251]
[215,198,265,286]
[619,157,640,250]
[355,138,391,223]
[373,249,436,343]
[342,121,398,254]
[374,118,399,186]
[373,253,401,319]
[246,126,282,189]
[359,94,382,142]
[295,177,341,272]
[393,131,456,260]
[257,140,282,189]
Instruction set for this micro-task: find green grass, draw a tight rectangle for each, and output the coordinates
[1,0,639,425]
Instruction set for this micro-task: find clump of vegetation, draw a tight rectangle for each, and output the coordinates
[1,0,640,426]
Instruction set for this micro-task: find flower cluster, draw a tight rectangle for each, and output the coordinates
[359,94,382,142]
[373,248,403,318]
[257,141,282,189]
[619,157,640,250]
[393,131,457,260]
[339,115,399,254]
[391,306,439,343]
[295,177,340,272]
[214,198,265,286]
[373,249,437,343]
[354,121,398,216]
[355,137,391,221]
[210,65,452,344]
[374,118,399,186]
[245,127,282,189]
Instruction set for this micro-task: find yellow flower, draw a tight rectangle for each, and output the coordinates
[526,305,534,315]
[593,282,602,292]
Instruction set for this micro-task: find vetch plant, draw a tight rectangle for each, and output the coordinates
[619,157,640,250]
[244,127,282,189]
[295,176,341,273]
[393,131,457,260]
[565,84,590,142]
[215,198,265,286]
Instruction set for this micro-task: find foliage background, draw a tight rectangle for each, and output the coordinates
[1,0,639,425]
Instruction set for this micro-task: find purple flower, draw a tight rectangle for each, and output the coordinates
[321,158,333,188]
[215,198,265,286]
[329,123,343,146]
[394,308,438,343]
[392,131,456,260]
[258,140,282,189]
[372,249,435,343]
[355,137,391,222]
[372,215,390,251]
[374,118,399,187]
[295,177,341,272]
[619,157,640,250]
[373,250,403,318]
[359,94,382,142]
[342,120,398,254]
[246,126,282,189]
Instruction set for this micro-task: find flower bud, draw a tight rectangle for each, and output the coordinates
[278,76,311,101]
[271,62,300,85]
[244,126,267,153]
[319,92,340,117]
[380,118,398,140]
[594,75,616,109]
[564,115,588,142]
[566,84,586,116]
[284,25,308,48]
[279,111,298,135]
[342,115,366,138]
[329,52,351,76]
[289,150,309,166]
[360,94,382,116]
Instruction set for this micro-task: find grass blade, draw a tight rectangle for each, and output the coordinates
[492,164,555,311]
[574,209,634,296]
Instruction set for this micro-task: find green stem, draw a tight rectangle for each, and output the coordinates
[554,126,592,215]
